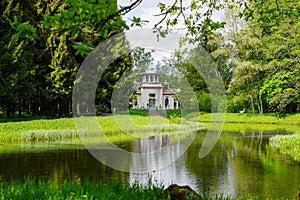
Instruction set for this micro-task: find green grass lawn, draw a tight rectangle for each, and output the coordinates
[0,178,165,200]
[203,122,300,133]
[0,113,299,142]
[197,113,300,125]
[0,178,265,200]
[0,114,189,142]
[0,117,77,142]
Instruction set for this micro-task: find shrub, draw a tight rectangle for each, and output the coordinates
[166,109,181,118]
[129,109,149,116]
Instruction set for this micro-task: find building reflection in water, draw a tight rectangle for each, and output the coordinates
[128,134,239,197]
[129,134,198,192]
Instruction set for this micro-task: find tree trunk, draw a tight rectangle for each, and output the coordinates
[258,93,263,114]
[26,99,31,115]
[6,104,12,118]
[258,76,263,114]
[247,77,255,114]
[18,98,22,118]
[6,110,11,118]
[32,101,37,116]
[257,95,261,114]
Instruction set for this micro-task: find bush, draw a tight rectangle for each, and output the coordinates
[226,95,248,113]
[196,91,211,112]
[166,109,181,118]
[129,109,149,116]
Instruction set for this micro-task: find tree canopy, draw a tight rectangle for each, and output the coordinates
[226,0,300,113]
[0,0,299,117]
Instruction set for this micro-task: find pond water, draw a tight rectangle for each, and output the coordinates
[0,126,299,199]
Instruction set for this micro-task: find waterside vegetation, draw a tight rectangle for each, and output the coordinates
[0,113,299,142]
[0,178,269,200]
[0,114,195,142]
[195,113,300,125]
[0,178,165,200]
[269,134,300,162]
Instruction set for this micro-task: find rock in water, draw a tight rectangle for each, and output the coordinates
[161,184,202,200]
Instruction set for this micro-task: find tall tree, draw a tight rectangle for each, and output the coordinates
[0,0,41,117]
[2,0,133,117]
[234,0,300,113]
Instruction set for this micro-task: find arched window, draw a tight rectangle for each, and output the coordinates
[165,98,169,109]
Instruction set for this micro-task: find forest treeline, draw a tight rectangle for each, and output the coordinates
[0,0,132,117]
[0,0,299,118]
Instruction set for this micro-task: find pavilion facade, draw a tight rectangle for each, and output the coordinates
[134,67,179,110]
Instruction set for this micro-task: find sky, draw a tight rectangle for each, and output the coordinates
[117,1,184,66]
[117,0,225,66]
[118,0,225,28]
[118,0,176,28]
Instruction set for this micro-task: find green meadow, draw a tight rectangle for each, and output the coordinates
[0,112,299,142]
[0,114,191,142]
[196,113,300,125]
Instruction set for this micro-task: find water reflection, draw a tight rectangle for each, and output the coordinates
[0,129,299,199]
[130,135,197,189]
[129,134,192,173]
[129,130,300,198]
[135,135,170,153]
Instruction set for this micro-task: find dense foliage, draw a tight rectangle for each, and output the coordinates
[0,0,131,117]
[0,0,299,117]
[224,0,300,113]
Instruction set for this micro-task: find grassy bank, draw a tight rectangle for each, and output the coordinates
[204,122,300,134]
[197,113,300,125]
[0,113,299,142]
[0,118,77,142]
[0,178,264,200]
[0,115,193,142]
[0,178,164,200]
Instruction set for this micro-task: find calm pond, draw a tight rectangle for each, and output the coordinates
[0,125,299,199]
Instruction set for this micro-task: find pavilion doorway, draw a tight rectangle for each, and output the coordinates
[148,93,156,108]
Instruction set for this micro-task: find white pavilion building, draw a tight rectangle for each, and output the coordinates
[134,66,179,110]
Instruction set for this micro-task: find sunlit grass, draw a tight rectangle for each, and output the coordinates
[0,178,165,200]
[0,118,76,142]
[0,178,266,200]
[202,122,300,134]
[0,113,299,142]
[194,113,300,125]
[0,115,198,142]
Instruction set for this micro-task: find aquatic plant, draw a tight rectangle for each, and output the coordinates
[269,134,300,162]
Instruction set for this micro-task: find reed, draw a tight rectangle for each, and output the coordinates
[269,134,300,162]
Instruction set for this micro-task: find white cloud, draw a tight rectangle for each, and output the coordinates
[118,0,224,64]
